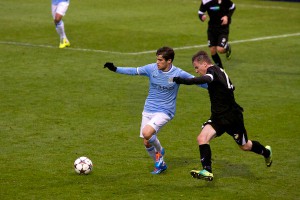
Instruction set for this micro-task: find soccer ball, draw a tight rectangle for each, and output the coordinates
[74,156,93,175]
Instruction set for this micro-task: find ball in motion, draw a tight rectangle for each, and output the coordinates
[74,156,93,175]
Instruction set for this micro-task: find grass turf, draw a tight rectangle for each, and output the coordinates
[0,0,300,199]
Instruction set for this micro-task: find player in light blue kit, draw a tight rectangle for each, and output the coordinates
[51,0,70,48]
[104,47,207,174]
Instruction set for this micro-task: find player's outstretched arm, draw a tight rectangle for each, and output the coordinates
[104,62,117,72]
[172,76,211,85]
[104,62,140,75]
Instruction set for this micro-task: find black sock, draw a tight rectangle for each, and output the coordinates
[199,144,212,172]
[251,141,270,158]
[211,53,223,69]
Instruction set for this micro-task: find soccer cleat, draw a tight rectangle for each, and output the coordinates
[59,38,71,48]
[226,44,231,60]
[151,162,167,175]
[190,169,214,181]
[154,148,165,169]
[265,145,272,167]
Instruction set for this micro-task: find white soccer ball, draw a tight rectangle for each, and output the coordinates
[74,156,93,175]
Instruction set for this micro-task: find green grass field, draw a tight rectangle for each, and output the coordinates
[1,0,300,199]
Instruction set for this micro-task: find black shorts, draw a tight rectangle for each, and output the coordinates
[202,108,248,145]
[207,26,229,48]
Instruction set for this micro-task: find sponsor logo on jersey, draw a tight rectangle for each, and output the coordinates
[210,6,220,11]
[151,83,175,91]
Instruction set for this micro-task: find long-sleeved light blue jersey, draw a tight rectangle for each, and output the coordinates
[52,0,69,5]
[116,63,207,119]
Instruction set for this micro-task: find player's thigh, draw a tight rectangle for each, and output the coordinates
[207,28,218,47]
[228,127,248,146]
[139,112,171,138]
[51,5,58,19]
[198,123,217,144]
[217,29,229,48]
[226,112,248,146]
[55,2,69,16]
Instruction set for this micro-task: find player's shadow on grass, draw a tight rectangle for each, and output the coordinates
[213,159,255,180]
[167,156,198,168]
[168,156,255,180]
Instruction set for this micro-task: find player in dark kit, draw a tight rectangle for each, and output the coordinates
[198,0,236,68]
[172,51,272,181]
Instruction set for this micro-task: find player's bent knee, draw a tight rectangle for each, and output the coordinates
[217,47,226,54]
[197,134,206,145]
[142,130,153,140]
[210,49,217,55]
[239,144,251,151]
[142,125,155,140]
[239,140,253,151]
[54,15,63,24]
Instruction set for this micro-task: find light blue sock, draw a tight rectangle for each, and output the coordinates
[146,146,156,161]
[149,135,162,153]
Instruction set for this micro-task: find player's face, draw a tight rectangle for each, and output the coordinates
[193,61,207,76]
[156,55,172,71]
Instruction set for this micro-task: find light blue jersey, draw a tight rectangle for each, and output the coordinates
[52,0,69,5]
[116,63,207,119]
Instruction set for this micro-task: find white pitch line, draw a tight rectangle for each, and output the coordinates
[171,32,300,53]
[127,32,300,55]
[238,4,300,10]
[0,41,121,54]
[1,32,300,55]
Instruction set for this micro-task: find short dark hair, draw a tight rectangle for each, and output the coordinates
[156,46,175,62]
[192,50,212,64]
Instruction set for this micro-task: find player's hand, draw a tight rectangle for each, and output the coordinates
[172,77,184,84]
[221,16,228,25]
[104,62,117,72]
[199,14,207,22]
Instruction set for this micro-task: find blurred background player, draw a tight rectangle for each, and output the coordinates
[51,0,70,48]
[103,47,207,174]
[198,0,236,68]
[172,51,272,181]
